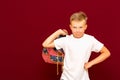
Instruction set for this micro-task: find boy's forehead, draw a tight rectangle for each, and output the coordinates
[71,20,86,26]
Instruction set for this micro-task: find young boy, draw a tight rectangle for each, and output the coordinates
[42,11,110,80]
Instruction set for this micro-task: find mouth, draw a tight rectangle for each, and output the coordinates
[73,33,84,38]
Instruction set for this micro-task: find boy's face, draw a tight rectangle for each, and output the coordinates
[70,20,87,38]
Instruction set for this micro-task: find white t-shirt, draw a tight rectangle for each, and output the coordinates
[54,34,103,80]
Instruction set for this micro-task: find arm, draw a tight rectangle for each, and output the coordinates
[42,29,68,48]
[84,46,111,70]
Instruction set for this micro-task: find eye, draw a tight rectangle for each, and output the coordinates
[73,26,77,28]
[79,26,83,28]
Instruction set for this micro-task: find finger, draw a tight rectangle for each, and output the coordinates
[62,29,68,34]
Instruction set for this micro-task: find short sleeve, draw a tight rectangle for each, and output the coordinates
[91,37,104,53]
[54,38,65,50]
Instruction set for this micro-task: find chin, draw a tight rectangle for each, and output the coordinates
[73,34,84,38]
[76,36,81,38]
[74,35,82,38]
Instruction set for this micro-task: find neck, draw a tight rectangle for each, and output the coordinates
[73,33,85,38]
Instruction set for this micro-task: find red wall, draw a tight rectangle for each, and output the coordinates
[0,0,119,80]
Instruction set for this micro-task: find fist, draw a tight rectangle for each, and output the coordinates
[58,29,68,36]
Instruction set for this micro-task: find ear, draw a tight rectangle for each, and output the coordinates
[84,24,87,30]
[69,24,72,29]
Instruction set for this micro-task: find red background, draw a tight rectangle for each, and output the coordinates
[0,0,119,80]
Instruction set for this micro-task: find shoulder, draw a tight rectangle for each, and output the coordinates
[84,34,95,39]
[55,35,72,42]
[84,34,100,43]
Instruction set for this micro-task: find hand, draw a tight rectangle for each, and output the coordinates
[57,29,68,36]
[84,62,93,70]
[62,29,68,35]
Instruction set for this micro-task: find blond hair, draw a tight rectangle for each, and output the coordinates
[70,11,88,23]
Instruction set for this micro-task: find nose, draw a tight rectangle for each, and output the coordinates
[76,28,80,32]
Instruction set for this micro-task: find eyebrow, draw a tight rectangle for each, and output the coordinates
[72,25,83,27]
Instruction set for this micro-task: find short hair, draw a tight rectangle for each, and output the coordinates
[70,11,88,23]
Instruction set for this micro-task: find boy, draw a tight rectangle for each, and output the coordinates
[42,11,110,80]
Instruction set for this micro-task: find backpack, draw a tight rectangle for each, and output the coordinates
[42,47,64,65]
[42,35,65,75]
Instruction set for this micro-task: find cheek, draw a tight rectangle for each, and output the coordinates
[80,28,86,32]
[80,29,84,32]
[71,28,75,32]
